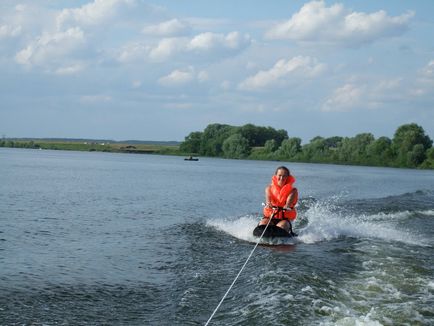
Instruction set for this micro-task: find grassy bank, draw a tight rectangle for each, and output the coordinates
[0,139,181,156]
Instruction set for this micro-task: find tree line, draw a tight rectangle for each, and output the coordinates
[179,123,434,169]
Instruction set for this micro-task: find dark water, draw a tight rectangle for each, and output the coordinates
[1,148,433,325]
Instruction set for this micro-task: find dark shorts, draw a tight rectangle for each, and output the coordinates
[264,218,290,225]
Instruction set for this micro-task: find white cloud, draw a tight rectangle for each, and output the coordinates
[420,60,434,78]
[149,31,252,61]
[239,56,326,91]
[80,94,112,103]
[14,46,32,65]
[117,42,149,63]
[158,67,195,86]
[412,60,434,96]
[197,70,209,82]
[15,27,85,66]
[55,63,85,75]
[56,0,137,29]
[14,4,27,12]
[374,78,402,92]
[322,78,405,112]
[322,83,364,112]
[142,18,191,36]
[163,102,193,109]
[132,80,142,88]
[149,37,187,61]
[9,0,252,73]
[0,24,22,38]
[158,67,209,86]
[220,80,232,90]
[188,31,250,51]
[265,0,414,46]
[0,1,432,142]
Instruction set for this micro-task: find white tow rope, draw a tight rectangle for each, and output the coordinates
[204,214,274,326]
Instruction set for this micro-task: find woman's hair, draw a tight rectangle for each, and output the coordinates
[275,166,290,176]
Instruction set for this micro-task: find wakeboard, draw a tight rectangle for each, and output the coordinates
[252,224,295,238]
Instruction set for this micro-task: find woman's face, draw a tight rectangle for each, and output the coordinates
[275,168,289,187]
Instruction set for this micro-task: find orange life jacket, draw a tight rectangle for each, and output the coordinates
[263,175,298,221]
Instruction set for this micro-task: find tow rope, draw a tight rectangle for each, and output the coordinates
[204,212,274,325]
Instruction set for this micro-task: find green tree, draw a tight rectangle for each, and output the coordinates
[407,144,426,168]
[301,136,330,162]
[179,131,203,154]
[264,139,278,153]
[366,136,393,166]
[352,133,375,164]
[392,123,432,167]
[176,122,433,170]
[324,136,343,149]
[276,137,302,160]
[239,123,288,147]
[336,133,374,164]
[222,134,250,159]
[199,124,236,156]
[420,147,434,169]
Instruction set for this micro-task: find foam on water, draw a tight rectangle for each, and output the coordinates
[205,206,433,325]
[297,200,430,246]
[206,214,298,245]
[204,195,433,324]
[207,214,259,243]
[333,311,384,326]
[206,200,430,247]
[418,209,434,216]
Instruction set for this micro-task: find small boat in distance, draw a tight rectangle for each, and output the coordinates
[184,156,199,161]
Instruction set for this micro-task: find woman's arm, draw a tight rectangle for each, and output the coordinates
[265,185,272,207]
[285,188,298,208]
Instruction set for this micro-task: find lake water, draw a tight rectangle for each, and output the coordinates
[1,148,433,325]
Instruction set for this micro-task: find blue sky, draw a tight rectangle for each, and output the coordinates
[1,0,433,142]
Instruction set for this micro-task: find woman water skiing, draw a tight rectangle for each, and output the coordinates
[258,166,298,235]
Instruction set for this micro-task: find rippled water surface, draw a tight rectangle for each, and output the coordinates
[1,148,433,325]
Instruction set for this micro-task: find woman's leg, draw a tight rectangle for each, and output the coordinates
[276,220,290,232]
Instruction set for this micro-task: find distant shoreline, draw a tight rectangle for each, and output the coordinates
[2,137,434,170]
[2,137,181,146]
[0,138,181,156]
